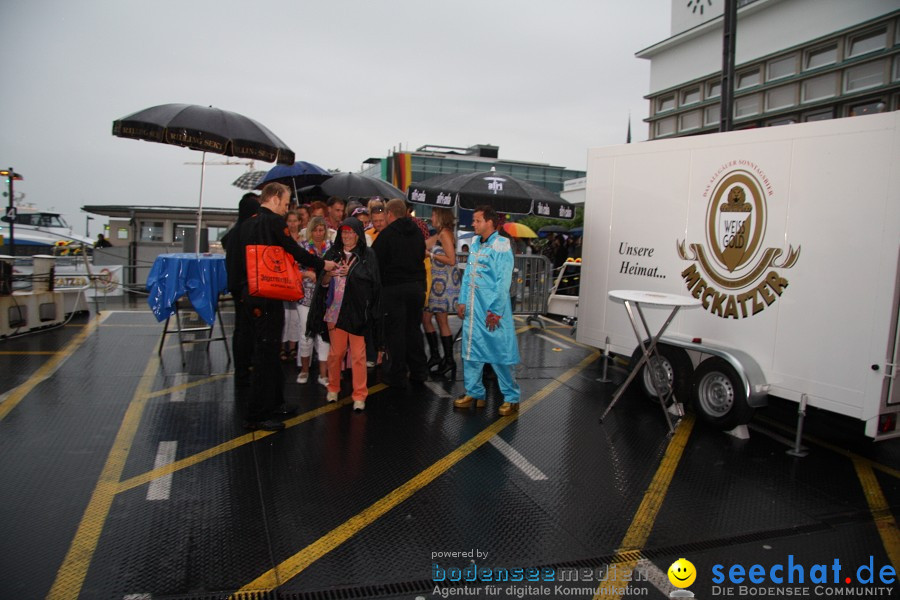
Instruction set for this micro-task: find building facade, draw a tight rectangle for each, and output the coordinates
[639,0,900,139]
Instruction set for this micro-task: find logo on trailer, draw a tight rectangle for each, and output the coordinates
[677,161,800,319]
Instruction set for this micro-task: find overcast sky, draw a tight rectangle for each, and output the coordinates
[0,0,671,232]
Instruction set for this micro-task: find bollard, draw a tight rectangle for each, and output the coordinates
[597,336,612,383]
[786,393,809,457]
[32,255,56,292]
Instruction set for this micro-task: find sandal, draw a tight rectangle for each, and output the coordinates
[290,348,298,361]
[280,350,289,362]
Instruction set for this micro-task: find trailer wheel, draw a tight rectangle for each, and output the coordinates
[629,344,693,405]
[691,358,755,429]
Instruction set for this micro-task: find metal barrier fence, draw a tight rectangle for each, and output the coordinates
[456,252,553,327]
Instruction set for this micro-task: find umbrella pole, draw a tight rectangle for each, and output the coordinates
[195,151,206,255]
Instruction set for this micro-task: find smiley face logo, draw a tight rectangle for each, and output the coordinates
[668,558,696,588]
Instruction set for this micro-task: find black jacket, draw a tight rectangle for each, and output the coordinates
[371,216,425,287]
[307,217,382,340]
[236,206,325,297]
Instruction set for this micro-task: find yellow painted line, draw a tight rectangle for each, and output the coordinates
[538,324,597,351]
[231,351,601,595]
[594,414,696,600]
[853,457,900,570]
[117,384,388,493]
[756,415,900,479]
[47,350,159,600]
[0,315,101,422]
[145,373,231,399]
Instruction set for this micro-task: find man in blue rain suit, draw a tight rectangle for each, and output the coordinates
[454,205,521,416]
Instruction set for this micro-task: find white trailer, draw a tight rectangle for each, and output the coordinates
[577,112,900,439]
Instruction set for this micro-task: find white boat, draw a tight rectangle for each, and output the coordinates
[0,208,94,255]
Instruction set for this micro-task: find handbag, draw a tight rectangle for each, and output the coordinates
[245,245,304,301]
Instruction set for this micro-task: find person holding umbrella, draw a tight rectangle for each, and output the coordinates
[237,183,337,431]
[454,205,521,416]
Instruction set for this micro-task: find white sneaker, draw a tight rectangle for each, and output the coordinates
[366,361,375,368]
[326,391,338,403]
[317,376,329,387]
[297,372,309,384]
[353,400,366,411]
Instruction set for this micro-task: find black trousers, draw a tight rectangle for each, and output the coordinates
[232,293,253,380]
[242,298,285,421]
[382,281,427,386]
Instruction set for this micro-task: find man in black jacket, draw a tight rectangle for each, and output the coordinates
[222,193,259,386]
[372,198,428,389]
[237,183,336,431]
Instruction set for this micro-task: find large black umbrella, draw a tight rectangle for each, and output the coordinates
[407,168,575,220]
[302,172,405,201]
[112,103,294,252]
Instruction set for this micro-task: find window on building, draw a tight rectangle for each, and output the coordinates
[705,104,721,126]
[734,94,760,118]
[681,87,701,106]
[805,44,838,70]
[767,55,797,81]
[209,226,229,242]
[804,109,833,122]
[845,60,886,92]
[707,81,721,98]
[680,111,702,132]
[767,117,798,127]
[848,100,887,117]
[116,227,129,240]
[802,72,839,102]
[173,223,195,243]
[847,28,887,58]
[140,221,164,242]
[765,84,797,111]
[656,117,676,137]
[893,56,900,82]
[736,69,760,90]
[657,95,676,113]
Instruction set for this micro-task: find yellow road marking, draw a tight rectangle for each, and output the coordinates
[0,315,101,421]
[47,350,159,600]
[232,351,601,595]
[145,373,231,399]
[117,384,387,493]
[594,414,695,600]
[853,457,900,570]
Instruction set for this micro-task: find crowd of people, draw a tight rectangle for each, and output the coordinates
[223,183,520,431]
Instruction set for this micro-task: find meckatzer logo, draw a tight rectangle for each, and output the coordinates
[484,176,505,194]
[677,160,800,319]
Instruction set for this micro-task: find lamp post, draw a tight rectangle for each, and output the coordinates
[85,215,94,237]
[1,168,23,256]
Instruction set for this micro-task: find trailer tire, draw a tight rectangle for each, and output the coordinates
[691,358,755,429]
[629,343,693,405]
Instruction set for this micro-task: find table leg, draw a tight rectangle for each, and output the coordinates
[599,301,683,433]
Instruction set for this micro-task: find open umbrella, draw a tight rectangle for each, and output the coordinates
[538,225,569,237]
[232,170,268,190]
[258,161,332,198]
[112,103,294,253]
[302,172,404,201]
[502,222,537,238]
[407,168,575,220]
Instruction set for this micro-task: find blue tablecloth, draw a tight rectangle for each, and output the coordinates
[146,253,229,325]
